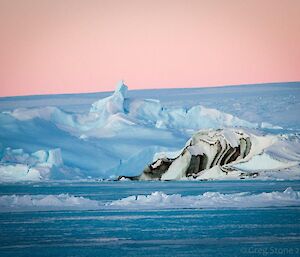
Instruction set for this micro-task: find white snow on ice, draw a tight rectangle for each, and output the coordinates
[0,188,299,212]
[7,81,257,139]
[147,128,300,181]
[0,164,42,182]
[109,188,300,209]
[0,81,299,181]
[0,193,99,212]
[0,147,67,182]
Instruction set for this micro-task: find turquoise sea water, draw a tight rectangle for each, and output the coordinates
[1,180,300,257]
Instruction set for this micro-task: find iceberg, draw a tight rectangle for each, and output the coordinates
[1,81,299,181]
[7,81,257,139]
[119,128,300,181]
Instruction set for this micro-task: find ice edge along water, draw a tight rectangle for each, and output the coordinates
[0,81,299,182]
[0,187,299,212]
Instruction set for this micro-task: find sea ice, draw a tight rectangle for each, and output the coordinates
[0,82,299,181]
[0,188,299,212]
[109,187,300,209]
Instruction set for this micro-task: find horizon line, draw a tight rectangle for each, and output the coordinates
[1,80,299,99]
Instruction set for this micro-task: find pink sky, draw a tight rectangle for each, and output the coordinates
[0,0,299,96]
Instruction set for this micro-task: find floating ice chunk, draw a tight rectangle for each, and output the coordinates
[284,187,299,199]
[135,128,255,181]
[0,193,100,212]
[119,177,131,181]
[1,188,299,212]
[129,128,300,181]
[109,188,300,209]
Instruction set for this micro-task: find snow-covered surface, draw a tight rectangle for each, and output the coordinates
[0,164,42,182]
[109,187,300,209]
[137,128,300,181]
[233,153,297,171]
[161,151,192,180]
[7,81,256,139]
[0,81,299,182]
[0,193,99,212]
[1,187,299,212]
[0,147,79,182]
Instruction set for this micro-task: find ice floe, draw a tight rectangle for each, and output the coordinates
[109,187,300,209]
[0,188,299,212]
[0,193,99,212]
